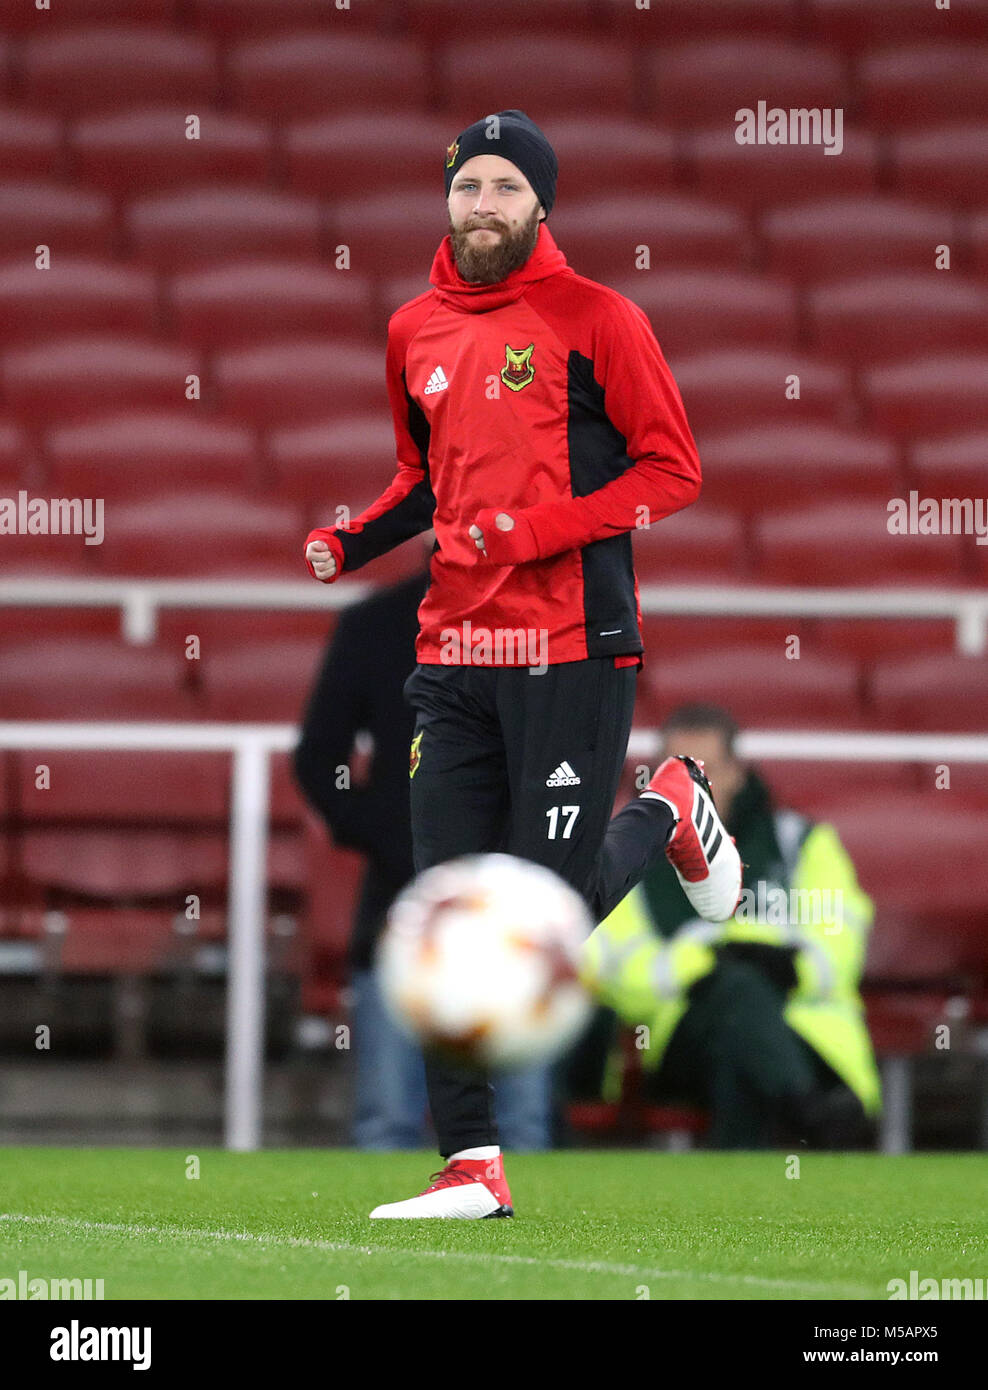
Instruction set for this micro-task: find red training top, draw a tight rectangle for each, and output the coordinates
[304,223,701,667]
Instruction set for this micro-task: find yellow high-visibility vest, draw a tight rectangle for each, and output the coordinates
[581,820,882,1115]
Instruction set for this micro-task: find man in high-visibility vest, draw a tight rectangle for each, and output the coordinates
[581,704,881,1148]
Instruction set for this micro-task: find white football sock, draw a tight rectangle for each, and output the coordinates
[449,1146,500,1161]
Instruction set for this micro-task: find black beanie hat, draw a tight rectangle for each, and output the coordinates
[444,109,558,217]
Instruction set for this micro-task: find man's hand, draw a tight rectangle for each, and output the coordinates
[469,508,539,565]
[306,539,337,582]
[468,511,514,556]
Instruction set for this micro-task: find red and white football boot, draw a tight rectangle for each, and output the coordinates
[642,755,743,923]
[369,1155,514,1219]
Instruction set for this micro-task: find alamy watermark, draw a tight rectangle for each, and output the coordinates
[735,884,843,929]
[887,492,988,546]
[0,492,104,545]
[1,1269,105,1299]
[888,1271,988,1300]
[735,102,843,156]
[439,621,548,673]
[50,1320,150,1371]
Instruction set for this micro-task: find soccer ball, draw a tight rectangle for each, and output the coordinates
[376,853,594,1071]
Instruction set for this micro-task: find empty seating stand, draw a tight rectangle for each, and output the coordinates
[2,0,986,1096]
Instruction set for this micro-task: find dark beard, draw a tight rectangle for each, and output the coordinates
[448,206,543,285]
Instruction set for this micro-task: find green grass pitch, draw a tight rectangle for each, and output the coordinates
[1,1149,985,1301]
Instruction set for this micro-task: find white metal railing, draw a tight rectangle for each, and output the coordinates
[2,578,987,653]
[2,721,988,1151]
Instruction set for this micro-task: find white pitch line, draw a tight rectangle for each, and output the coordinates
[0,1212,873,1297]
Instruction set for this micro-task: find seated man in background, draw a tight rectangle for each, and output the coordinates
[580,703,881,1149]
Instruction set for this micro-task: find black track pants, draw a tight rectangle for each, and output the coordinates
[403,658,674,1158]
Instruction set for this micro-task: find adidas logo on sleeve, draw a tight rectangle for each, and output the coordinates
[424,365,449,395]
[546,761,581,787]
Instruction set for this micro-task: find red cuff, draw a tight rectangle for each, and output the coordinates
[472,508,539,566]
[303,527,346,582]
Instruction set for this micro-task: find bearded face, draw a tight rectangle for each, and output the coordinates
[448,202,544,285]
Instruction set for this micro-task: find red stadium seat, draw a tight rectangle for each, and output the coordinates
[754,501,966,587]
[695,423,901,513]
[266,413,398,502]
[812,619,957,662]
[601,0,799,37]
[229,33,429,118]
[548,195,749,284]
[0,108,65,177]
[284,112,453,197]
[761,760,918,819]
[55,909,181,975]
[126,187,323,269]
[863,990,963,1063]
[330,191,450,278]
[808,0,988,48]
[14,750,231,822]
[153,605,335,663]
[4,0,179,27]
[645,39,848,126]
[638,645,863,729]
[48,411,258,497]
[910,431,988,503]
[892,126,988,209]
[2,338,202,424]
[916,763,988,808]
[637,617,798,662]
[860,355,988,437]
[190,0,394,32]
[93,490,305,577]
[0,593,122,643]
[0,536,95,577]
[199,637,325,720]
[0,183,114,257]
[0,257,158,343]
[675,349,853,433]
[214,339,388,426]
[807,275,988,363]
[540,119,678,200]
[440,38,635,118]
[631,505,747,584]
[20,830,227,900]
[607,271,799,358]
[408,0,595,36]
[762,197,953,278]
[71,107,273,192]
[823,790,988,926]
[168,261,373,346]
[859,45,988,130]
[870,653,988,732]
[688,123,878,210]
[20,29,219,114]
[0,637,192,720]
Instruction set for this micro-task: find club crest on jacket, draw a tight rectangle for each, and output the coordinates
[501,343,535,392]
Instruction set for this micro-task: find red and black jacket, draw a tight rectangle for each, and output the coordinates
[305,224,702,666]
